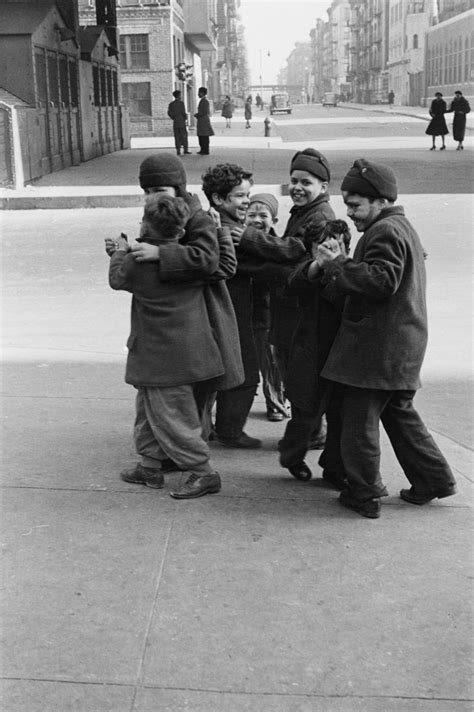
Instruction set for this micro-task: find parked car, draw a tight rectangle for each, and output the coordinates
[270,93,292,114]
[322,92,338,107]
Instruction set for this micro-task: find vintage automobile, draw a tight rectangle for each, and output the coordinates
[322,92,338,107]
[270,92,292,114]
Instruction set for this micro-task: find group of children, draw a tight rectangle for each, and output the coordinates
[105,148,351,500]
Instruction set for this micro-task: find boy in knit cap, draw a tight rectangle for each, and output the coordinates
[107,193,223,499]
[313,158,456,518]
[245,193,287,422]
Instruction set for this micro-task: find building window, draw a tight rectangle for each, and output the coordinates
[122,82,152,116]
[119,34,149,70]
[413,34,418,49]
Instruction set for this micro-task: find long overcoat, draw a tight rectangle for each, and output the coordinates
[321,206,428,390]
[109,252,224,387]
[448,96,471,142]
[195,97,214,137]
[158,194,243,391]
[425,98,448,136]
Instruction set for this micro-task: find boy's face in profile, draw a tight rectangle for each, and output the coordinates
[246,202,276,234]
[216,180,251,223]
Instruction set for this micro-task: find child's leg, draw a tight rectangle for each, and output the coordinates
[142,384,213,474]
[134,388,167,469]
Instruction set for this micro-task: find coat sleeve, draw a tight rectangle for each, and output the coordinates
[238,226,306,263]
[208,228,237,281]
[320,227,408,302]
[109,252,134,292]
[157,209,220,282]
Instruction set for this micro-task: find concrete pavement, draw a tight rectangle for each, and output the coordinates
[0,107,473,711]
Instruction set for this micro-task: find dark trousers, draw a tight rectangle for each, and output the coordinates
[173,127,188,153]
[278,385,342,470]
[334,386,455,501]
[198,136,210,154]
[215,383,258,440]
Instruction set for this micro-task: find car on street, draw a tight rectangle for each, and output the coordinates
[270,92,292,114]
[322,92,338,107]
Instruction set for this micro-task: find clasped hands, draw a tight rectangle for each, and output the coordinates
[104,235,160,261]
[312,237,342,266]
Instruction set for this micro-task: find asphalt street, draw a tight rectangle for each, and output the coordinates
[0,102,472,712]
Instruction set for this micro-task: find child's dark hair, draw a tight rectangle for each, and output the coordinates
[142,193,190,240]
[201,163,253,207]
[304,219,351,253]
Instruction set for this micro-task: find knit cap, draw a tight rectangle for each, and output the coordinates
[248,192,279,218]
[290,148,330,182]
[340,158,397,201]
[139,152,187,190]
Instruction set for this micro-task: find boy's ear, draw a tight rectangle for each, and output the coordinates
[320,181,329,193]
[212,192,224,207]
[272,217,279,224]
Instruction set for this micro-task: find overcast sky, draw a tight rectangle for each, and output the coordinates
[239,0,330,85]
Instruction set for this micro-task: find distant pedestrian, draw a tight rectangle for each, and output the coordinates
[194,87,214,155]
[447,90,471,150]
[255,93,263,110]
[244,95,252,128]
[426,92,448,150]
[315,158,457,518]
[107,192,223,500]
[388,89,394,106]
[221,95,234,128]
[167,90,191,156]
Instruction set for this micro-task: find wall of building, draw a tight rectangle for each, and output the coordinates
[0,37,34,104]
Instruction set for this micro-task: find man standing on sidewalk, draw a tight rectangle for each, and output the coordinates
[313,158,457,519]
[194,87,214,155]
[167,90,191,156]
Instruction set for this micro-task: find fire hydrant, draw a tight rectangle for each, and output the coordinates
[264,116,271,137]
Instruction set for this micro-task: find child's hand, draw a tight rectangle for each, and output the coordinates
[316,239,341,266]
[207,207,222,228]
[131,242,160,262]
[105,233,129,256]
[230,226,244,244]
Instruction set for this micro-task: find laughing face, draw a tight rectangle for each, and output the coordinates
[342,191,385,232]
[245,202,276,234]
[289,170,327,207]
[216,180,252,223]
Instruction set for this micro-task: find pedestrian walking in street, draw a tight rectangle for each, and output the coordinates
[245,193,288,422]
[194,86,214,155]
[106,152,243,495]
[255,93,263,111]
[221,95,234,128]
[279,220,352,486]
[388,89,395,106]
[314,158,457,518]
[426,92,449,150]
[244,95,252,128]
[167,90,191,156]
[447,90,471,150]
[106,193,223,500]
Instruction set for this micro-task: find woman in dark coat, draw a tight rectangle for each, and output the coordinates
[447,90,471,150]
[221,95,233,128]
[425,92,448,150]
[244,96,252,128]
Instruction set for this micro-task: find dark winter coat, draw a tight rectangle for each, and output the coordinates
[425,98,448,136]
[195,97,214,137]
[167,99,187,128]
[159,194,243,391]
[283,261,344,413]
[321,205,428,390]
[447,96,471,142]
[244,101,252,120]
[268,193,335,348]
[109,251,224,387]
[221,99,233,119]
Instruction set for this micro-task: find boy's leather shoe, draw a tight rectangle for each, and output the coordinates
[267,410,284,422]
[288,461,312,482]
[170,472,221,499]
[216,432,262,449]
[339,490,381,519]
[400,484,457,505]
[322,470,347,491]
[120,463,164,489]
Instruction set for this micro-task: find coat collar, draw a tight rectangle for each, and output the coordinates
[289,192,330,217]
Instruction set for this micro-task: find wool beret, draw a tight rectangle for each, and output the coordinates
[139,152,187,190]
[249,192,279,218]
[290,148,330,182]
[340,158,398,201]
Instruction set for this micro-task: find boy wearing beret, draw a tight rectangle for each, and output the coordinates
[313,158,456,518]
